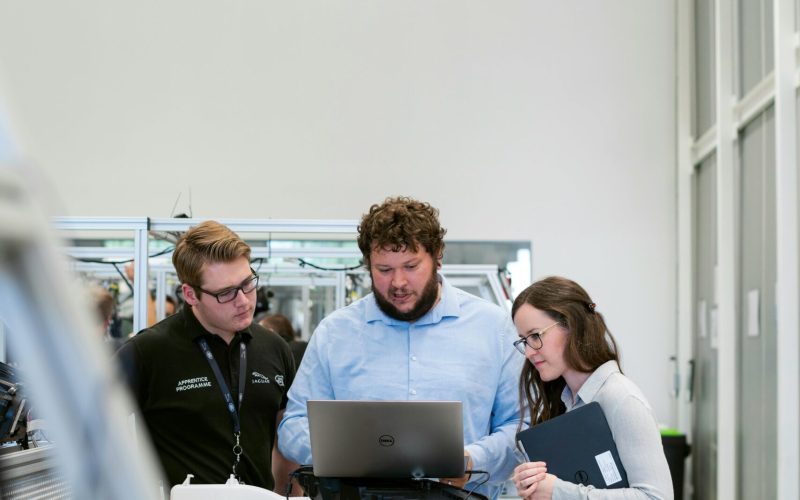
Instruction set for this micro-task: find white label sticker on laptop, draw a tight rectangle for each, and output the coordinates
[594,450,622,486]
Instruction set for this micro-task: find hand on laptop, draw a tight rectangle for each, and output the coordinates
[439,451,472,489]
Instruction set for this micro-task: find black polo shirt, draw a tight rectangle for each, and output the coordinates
[115,306,295,488]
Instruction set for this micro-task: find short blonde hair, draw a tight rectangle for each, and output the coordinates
[172,221,251,289]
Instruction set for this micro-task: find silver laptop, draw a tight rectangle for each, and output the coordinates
[307,400,464,479]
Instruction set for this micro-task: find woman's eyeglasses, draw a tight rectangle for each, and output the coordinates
[513,321,561,354]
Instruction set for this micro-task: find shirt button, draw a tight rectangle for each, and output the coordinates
[410,389,417,395]
[411,355,417,361]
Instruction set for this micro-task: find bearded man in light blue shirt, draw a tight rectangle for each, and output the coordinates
[278,196,523,499]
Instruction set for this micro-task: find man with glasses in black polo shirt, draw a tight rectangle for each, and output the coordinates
[116,220,297,492]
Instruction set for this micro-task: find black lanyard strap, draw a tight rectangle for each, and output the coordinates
[196,336,247,480]
[196,337,247,431]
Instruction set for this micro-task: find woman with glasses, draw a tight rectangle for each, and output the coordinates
[511,276,672,500]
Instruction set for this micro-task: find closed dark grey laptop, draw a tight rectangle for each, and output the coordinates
[308,400,464,479]
[516,402,629,489]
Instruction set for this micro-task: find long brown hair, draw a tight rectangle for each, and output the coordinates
[512,276,620,426]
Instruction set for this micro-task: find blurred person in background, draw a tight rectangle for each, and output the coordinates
[164,295,177,317]
[259,313,307,369]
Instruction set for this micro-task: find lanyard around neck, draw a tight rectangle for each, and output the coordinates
[196,337,247,432]
[196,336,248,482]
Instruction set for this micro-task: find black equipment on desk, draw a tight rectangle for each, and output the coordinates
[0,362,27,446]
[293,470,488,500]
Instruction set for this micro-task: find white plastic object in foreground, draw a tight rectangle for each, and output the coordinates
[170,474,310,500]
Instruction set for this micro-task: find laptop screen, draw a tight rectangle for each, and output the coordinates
[308,400,465,479]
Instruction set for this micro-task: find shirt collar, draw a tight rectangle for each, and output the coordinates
[365,274,461,326]
[561,359,620,409]
[180,305,253,343]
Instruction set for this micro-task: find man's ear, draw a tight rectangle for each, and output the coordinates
[436,254,443,270]
[182,283,200,306]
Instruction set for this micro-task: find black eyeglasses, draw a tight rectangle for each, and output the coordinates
[513,321,561,354]
[194,270,259,304]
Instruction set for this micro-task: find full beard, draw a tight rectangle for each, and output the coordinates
[373,270,440,322]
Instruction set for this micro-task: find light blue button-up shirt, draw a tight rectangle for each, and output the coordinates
[278,276,523,498]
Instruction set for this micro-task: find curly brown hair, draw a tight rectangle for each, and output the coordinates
[512,276,621,427]
[357,196,447,267]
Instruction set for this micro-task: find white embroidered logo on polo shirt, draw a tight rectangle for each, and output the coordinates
[175,376,212,392]
[274,375,285,387]
[251,371,271,384]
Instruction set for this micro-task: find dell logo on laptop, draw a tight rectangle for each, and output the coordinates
[574,470,589,484]
[378,435,395,447]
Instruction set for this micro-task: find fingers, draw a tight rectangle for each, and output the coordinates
[512,462,547,497]
[513,461,547,480]
[517,472,548,498]
[517,473,547,498]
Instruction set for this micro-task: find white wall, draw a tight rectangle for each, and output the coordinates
[0,1,677,424]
